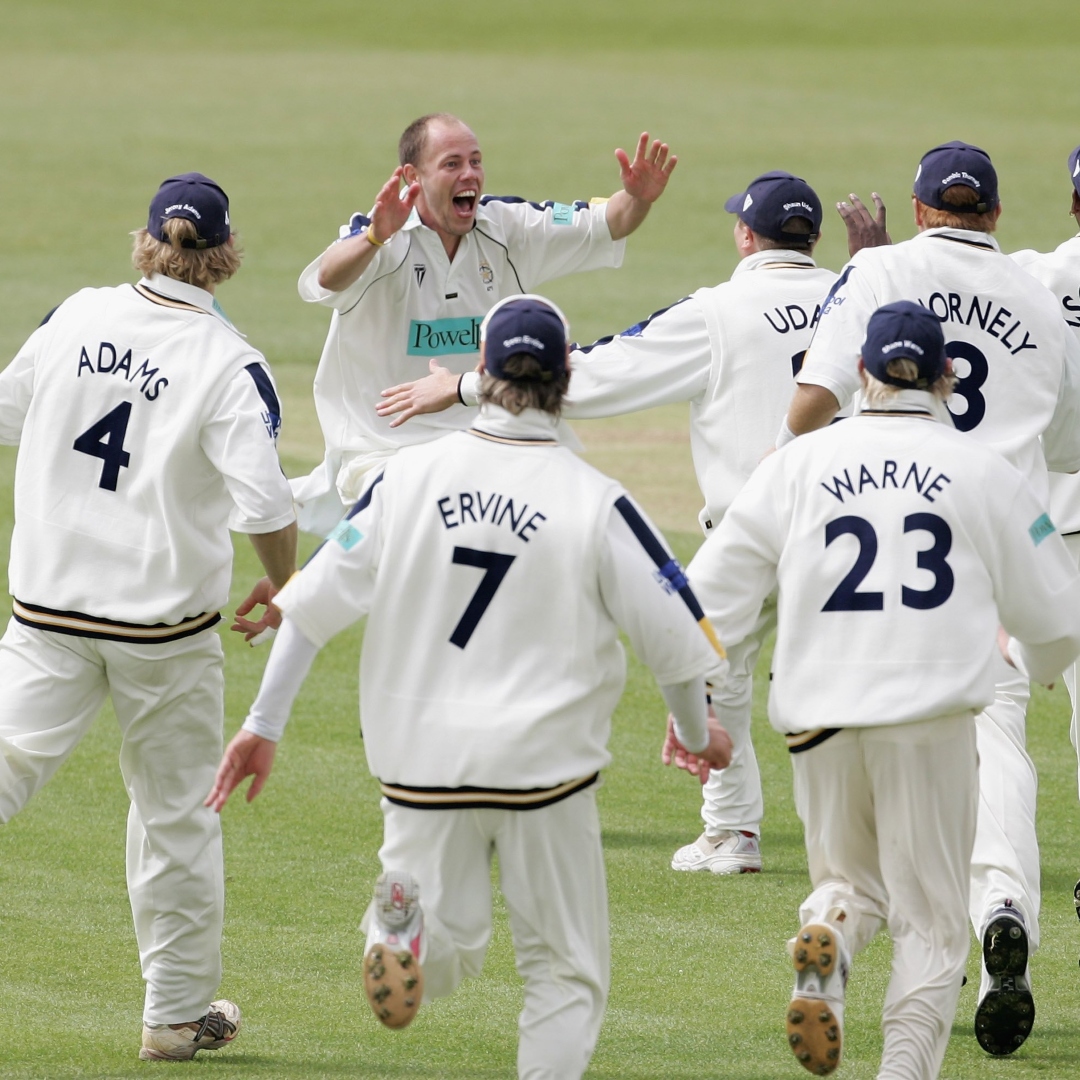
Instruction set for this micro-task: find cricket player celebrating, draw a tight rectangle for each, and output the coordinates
[291,112,677,533]
[780,141,1080,1056]
[1012,145,1080,798]
[0,174,297,1059]
[691,301,1080,1079]
[377,171,837,875]
[209,295,731,1080]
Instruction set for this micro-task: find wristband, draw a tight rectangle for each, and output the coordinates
[366,225,388,247]
[775,417,797,449]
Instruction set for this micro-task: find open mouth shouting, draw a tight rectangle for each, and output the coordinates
[452,189,478,218]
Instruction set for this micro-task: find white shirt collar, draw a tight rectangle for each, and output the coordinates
[915,226,1000,253]
[473,403,561,441]
[855,387,955,426]
[139,273,245,336]
[732,249,818,277]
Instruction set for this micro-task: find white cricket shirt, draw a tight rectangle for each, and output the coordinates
[293,197,624,506]
[689,398,1080,736]
[0,275,295,633]
[555,249,836,531]
[272,405,719,796]
[799,227,1080,501]
[1013,235,1080,531]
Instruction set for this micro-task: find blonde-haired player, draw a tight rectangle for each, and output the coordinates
[692,301,1080,1078]
[0,173,296,1059]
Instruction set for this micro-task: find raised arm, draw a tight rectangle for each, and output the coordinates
[836,192,890,257]
[604,132,678,241]
[317,167,421,293]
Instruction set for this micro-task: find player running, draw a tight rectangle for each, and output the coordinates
[0,173,297,1060]
[692,301,1080,1079]
[780,140,1080,1056]
[208,295,731,1080]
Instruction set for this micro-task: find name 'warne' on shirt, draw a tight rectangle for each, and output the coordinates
[821,460,953,504]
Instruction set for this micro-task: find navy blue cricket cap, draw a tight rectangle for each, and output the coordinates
[913,141,998,214]
[147,172,231,249]
[861,301,947,390]
[1068,145,1080,197]
[724,171,822,247]
[480,295,569,382]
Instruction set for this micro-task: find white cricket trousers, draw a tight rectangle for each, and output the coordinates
[0,620,225,1025]
[372,788,609,1080]
[793,714,977,1080]
[699,595,775,837]
[968,650,1040,949]
[1061,532,1080,797]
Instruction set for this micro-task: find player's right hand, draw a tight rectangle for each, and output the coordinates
[377,359,462,426]
[837,191,890,257]
[232,576,282,643]
[369,166,420,242]
[662,713,732,785]
[206,730,277,812]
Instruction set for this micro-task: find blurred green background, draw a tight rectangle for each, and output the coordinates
[2,2,1080,1077]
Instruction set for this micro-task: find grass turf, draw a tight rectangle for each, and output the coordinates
[2,1,1080,1076]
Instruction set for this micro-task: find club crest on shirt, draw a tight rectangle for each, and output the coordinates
[413,264,427,289]
[478,261,494,290]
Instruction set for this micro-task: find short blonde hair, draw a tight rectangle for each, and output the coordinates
[131,217,242,290]
[917,184,997,233]
[862,358,955,406]
[478,354,570,416]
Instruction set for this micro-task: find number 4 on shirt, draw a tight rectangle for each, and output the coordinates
[73,401,132,491]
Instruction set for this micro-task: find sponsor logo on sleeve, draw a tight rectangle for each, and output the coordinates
[551,202,575,226]
[327,519,364,551]
[1029,512,1056,546]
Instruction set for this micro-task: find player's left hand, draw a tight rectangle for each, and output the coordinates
[661,713,732,785]
[615,132,677,205]
[206,730,278,812]
[232,576,282,643]
[837,192,890,257]
[377,359,462,427]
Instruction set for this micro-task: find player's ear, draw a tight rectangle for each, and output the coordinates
[402,163,419,186]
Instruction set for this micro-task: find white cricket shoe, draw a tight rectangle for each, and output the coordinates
[786,923,848,1076]
[671,830,762,874]
[975,902,1034,1056]
[364,869,424,1029]
[139,999,240,1060]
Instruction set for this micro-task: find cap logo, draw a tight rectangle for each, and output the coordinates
[742,193,753,211]
[502,335,544,351]
[882,338,925,356]
[783,201,814,213]
[941,171,980,189]
[164,202,202,219]
[1074,158,1080,178]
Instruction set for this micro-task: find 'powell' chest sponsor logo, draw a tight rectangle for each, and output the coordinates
[407,316,482,356]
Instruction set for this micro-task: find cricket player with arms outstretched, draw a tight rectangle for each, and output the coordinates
[291,112,677,534]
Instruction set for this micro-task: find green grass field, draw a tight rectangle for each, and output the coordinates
[2,1,1080,1076]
